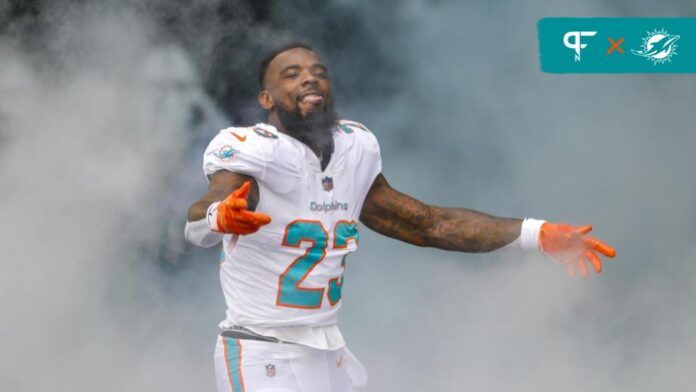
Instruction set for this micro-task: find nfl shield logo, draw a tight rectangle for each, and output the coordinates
[322,176,333,192]
[265,363,276,377]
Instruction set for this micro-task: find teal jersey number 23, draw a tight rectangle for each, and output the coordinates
[276,220,359,309]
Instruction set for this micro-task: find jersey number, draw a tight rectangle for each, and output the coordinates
[276,220,358,309]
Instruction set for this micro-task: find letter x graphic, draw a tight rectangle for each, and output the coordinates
[606,37,624,55]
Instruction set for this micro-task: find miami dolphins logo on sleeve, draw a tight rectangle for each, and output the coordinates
[214,145,237,161]
[631,28,680,65]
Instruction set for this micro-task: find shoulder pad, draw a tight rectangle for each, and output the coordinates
[338,119,371,134]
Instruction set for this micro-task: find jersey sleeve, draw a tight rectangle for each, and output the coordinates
[361,130,382,187]
[202,127,267,180]
[342,120,382,186]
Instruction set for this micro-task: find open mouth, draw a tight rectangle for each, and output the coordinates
[298,91,324,106]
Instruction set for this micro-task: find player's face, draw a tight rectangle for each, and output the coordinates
[262,48,333,116]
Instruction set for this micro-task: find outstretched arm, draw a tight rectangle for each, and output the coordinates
[360,174,522,252]
[360,174,616,277]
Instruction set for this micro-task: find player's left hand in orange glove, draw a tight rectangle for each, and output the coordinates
[539,223,616,278]
[207,181,272,235]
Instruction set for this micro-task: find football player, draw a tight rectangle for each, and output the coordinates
[184,42,616,392]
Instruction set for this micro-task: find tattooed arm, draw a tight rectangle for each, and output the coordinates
[360,174,522,252]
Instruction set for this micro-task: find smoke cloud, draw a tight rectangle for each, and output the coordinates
[0,3,225,390]
[1,0,695,391]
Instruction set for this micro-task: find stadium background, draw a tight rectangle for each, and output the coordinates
[1,0,695,391]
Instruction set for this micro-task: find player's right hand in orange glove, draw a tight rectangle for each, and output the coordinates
[207,181,272,235]
[539,223,616,278]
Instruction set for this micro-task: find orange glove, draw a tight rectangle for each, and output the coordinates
[539,223,616,278]
[211,181,271,235]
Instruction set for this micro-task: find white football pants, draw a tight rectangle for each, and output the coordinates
[214,336,368,392]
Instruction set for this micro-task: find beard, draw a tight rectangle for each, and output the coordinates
[276,100,338,151]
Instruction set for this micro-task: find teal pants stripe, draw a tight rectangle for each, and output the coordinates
[224,337,245,391]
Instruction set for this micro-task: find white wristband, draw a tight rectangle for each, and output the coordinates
[498,218,545,252]
[519,218,545,251]
[207,201,221,232]
[184,218,223,248]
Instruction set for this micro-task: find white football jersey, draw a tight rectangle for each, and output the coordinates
[203,120,382,328]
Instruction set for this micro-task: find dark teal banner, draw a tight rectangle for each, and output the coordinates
[538,18,696,73]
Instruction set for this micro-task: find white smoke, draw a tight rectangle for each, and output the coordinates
[0,3,225,391]
[2,0,695,391]
[339,1,696,391]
